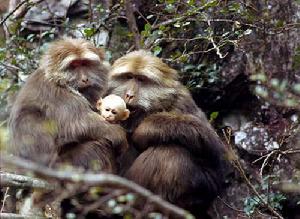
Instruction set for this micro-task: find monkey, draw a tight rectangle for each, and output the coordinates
[96,94,130,123]
[108,50,226,218]
[8,38,128,173]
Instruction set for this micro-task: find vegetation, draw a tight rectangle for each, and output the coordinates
[0,0,299,218]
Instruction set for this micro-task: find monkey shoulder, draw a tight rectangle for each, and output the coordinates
[173,86,208,121]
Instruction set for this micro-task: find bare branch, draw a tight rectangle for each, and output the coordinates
[0,172,54,190]
[222,130,285,219]
[0,213,45,219]
[124,0,141,49]
[0,0,29,26]
[1,154,194,219]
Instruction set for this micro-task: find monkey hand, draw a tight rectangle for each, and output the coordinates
[102,123,129,157]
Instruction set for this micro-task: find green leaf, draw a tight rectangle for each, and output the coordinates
[284,99,297,107]
[185,213,195,219]
[255,86,268,98]
[183,64,196,72]
[153,46,162,56]
[187,0,195,6]
[0,48,6,61]
[203,0,218,9]
[83,28,96,37]
[270,78,280,87]
[293,83,300,93]
[166,0,175,4]
[250,73,267,82]
[144,23,152,32]
[210,111,219,121]
[125,193,135,202]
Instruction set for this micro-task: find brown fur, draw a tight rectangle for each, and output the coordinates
[108,50,226,217]
[9,38,127,173]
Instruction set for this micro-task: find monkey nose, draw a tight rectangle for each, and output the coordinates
[124,94,134,103]
[82,78,89,83]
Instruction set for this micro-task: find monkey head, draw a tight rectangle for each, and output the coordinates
[97,94,130,123]
[40,38,109,104]
[108,50,180,113]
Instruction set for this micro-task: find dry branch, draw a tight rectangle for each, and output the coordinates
[222,129,285,219]
[0,213,45,219]
[0,154,194,219]
[124,0,141,49]
[0,172,54,190]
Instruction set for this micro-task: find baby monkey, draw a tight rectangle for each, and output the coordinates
[97,94,130,123]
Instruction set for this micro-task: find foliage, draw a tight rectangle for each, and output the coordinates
[243,176,286,216]
[250,73,300,109]
[0,0,299,218]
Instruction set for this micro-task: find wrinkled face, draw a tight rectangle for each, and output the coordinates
[108,72,177,113]
[107,51,179,114]
[65,60,108,105]
[43,38,109,105]
[65,60,107,90]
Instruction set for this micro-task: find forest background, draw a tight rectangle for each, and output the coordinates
[0,0,300,218]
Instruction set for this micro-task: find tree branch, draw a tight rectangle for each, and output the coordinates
[0,172,54,190]
[124,0,141,49]
[1,154,194,219]
[0,0,29,26]
[0,213,45,219]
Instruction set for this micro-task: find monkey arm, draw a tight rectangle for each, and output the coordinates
[9,106,58,166]
[57,110,128,157]
[132,112,225,162]
[101,122,129,157]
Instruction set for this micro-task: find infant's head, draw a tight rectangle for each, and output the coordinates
[97,94,130,123]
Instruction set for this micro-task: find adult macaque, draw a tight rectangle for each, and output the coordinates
[8,38,127,173]
[97,94,130,123]
[108,50,226,217]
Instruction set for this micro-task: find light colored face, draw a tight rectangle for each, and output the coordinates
[97,95,130,122]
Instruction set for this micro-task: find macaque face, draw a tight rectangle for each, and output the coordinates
[108,50,178,112]
[97,95,130,122]
[42,38,108,103]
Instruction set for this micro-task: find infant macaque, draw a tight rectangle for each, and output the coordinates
[97,94,130,123]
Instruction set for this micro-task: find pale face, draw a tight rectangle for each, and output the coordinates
[97,95,130,122]
[101,104,122,122]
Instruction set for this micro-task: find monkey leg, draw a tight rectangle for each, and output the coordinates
[58,139,117,173]
[125,146,221,215]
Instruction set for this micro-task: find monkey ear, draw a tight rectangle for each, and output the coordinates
[96,98,102,110]
[121,109,130,120]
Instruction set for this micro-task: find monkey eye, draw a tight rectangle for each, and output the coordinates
[125,74,133,80]
[105,108,110,111]
[112,110,117,115]
[137,76,147,82]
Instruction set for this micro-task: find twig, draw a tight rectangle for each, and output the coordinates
[216,197,244,213]
[0,154,194,219]
[207,19,228,59]
[0,187,9,213]
[259,150,277,176]
[0,172,55,190]
[0,213,45,219]
[82,190,123,215]
[0,120,7,127]
[124,0,141,49]
[0,0,29,26]
[222,130,284,219]
[88,0,94,23]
